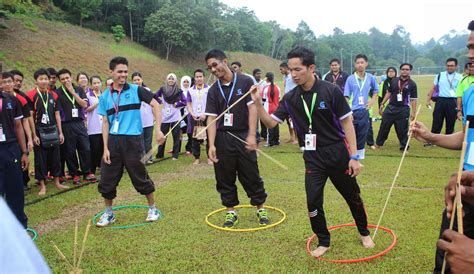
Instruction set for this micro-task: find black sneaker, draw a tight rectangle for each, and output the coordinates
[223,212,239,228]
[257,208,270,226]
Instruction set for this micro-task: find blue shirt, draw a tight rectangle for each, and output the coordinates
[435,71,462,98]
[462,85,474,170]
[344,73,379,110]
[98,83,154,135]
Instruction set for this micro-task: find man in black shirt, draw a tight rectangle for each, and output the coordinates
[376,63,417,150]
[56,69,96,184]
[252,47,374,257]
[323,58,349,93]
[205,49,269,228]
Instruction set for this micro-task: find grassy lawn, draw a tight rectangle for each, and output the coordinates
[24,75,461,272]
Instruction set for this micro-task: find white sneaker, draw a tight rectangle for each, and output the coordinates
[96,212,115,227]
[146,208,160,222]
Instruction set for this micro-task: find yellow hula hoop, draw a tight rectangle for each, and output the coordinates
[205,205,287,232]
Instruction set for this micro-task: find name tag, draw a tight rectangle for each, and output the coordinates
[305,134,317,151]
[197,105,203,113]
[397,93,403,102]
[224,113,233,127]
[72,108,79,118]
[112,120,119,133]
[358,96,364,105]
[0,126,5,142]
[41,114,49,124]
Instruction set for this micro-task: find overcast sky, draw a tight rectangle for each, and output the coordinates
[221,0,473,43]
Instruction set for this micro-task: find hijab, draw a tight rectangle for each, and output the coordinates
[163,73,181,104]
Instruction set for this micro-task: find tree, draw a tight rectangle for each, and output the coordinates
[293,20,316,48]
[111,24,126,43]
[64,0,102,27]
[144,5,194,60]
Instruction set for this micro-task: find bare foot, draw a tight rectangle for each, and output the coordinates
[193,159,200,165]
[361,235,375,248]
[310,246,330,257]
[55,183,70,190]
[38,187,46,196]
[370,145,376,150]
[291,140,299,145]
[207,159,213,165]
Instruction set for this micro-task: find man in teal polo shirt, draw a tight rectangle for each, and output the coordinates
[96,57,165,227]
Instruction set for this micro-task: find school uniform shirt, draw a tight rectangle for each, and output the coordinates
[271,79,352,147]
[435,71,462,98]
[56,85,88,122]
[98,83,154,136]
[187,84,209,116]
[154,87,187,123]
[456,75,474,98]
[262,84,280,114]
[139,87,154,128]
[8,92,30,119]
[205,73,254,131]
[344,73,379,110]
[323,71,349,93]
[387,77,417,107]
[86,89,103,135]
[26,88,59,127]
[14,90,33,115]
[0,92,23,144]
[284,73,296,94]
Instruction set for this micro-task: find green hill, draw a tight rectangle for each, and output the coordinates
[0,16,283,91]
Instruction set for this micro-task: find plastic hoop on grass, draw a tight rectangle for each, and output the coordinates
[92,205,163,229]
[205,205,286,232]
[306,223,397,263]
[26,228,38,241]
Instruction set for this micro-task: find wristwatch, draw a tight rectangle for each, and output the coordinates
[22,151,29,156]
[349,154,360,161]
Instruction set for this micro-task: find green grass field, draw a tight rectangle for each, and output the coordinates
[23,75,460,272]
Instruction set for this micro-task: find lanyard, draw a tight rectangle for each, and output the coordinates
[111,85,122,120]
[398,79,410,94]
[332,73,340,84]
[36,88,49,115]
[301,92,317,132]
[195,85,204,103]
[446,72,455,89]
[92,90,101,99]
[354,73,367,95]
[217,73,237,112]
[61,86,76,107]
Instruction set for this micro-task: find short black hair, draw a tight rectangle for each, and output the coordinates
[287,47,315,67]
[231,61,242,68]
[400,63,413,70]
[194,68,204,76]
[465,62,471,70]
[205,49,227,61]
[131,71,143,79]
[76,71,89,82]
[46,67,57,77]
[109,56,128,71]
[90,75,102,84]
[10,69,24,78]
[329,58,340,65]
[354,54,368,62]
[57,68,72,78]
[2,71,14,80]
[446,57,458,66]
[468,20,474,31]
[34,68,51,80]
[279,62,288,68]
[252,68,261,76]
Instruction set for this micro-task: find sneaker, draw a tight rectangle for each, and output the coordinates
[96,212,115,227]
[185,151,192,156]
[257,208,270,226]
[146,208,160,222]
[223,212,239,228]
[73,175,81,186]
[85,173,97,182]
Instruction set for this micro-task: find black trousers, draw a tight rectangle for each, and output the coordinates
[433,203,474,273]
[214,130,267,207]
[304,141,369,247]
[376,104,409,149]
[260,120,267,140]
[98,135,155,200]
[432,98,457,135]
[352,109,370,150]
[157,121,181,159]
[62,121,91,176]
[0,143,27,228]
[33,141,61,181]
[268,124,280,146]
[367,117,374,146]
[89,134,103,174]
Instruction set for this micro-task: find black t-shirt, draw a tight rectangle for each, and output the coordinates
[15,90,33,116]
[205,73,254,131]
[323,71,349,93]
[388,77,417,107]
[56,85,88,122]
[272,79,352,147]
[27,89,59,127]
[0,92,23,144]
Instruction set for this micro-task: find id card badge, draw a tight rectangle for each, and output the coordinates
[112,119,119,133]
[72,108,79,118]
[165,107,171,115]
[358,96,364,105]
[224,113,234,127]
[397,93,403,102]
[197,105,203,113]
[41,114,49,124]
[0,126,5,142]
[305,134,316,151]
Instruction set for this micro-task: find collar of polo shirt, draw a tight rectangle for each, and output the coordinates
[111,83,130,93]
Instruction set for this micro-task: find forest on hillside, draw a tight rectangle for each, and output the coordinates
[0,0,470,72]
